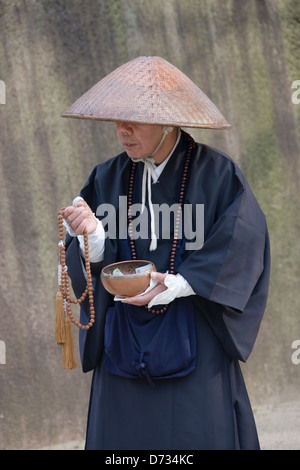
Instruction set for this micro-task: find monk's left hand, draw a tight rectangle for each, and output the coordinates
[121,272,168,307]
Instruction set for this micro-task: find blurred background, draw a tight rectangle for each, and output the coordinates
[0,0,299,450]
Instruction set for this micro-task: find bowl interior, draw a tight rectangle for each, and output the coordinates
[102,260,155,277]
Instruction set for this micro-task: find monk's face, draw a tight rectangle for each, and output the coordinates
[115,122,175,163]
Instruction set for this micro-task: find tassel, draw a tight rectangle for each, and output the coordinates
[55,291,66,345]
[149,233,157,252]
[62,318,78,370]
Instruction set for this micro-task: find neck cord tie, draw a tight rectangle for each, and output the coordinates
[130,126,173,252]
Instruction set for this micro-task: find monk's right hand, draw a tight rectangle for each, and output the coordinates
[63,199,97,236]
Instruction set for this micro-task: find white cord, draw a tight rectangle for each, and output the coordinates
[132,126,174,251]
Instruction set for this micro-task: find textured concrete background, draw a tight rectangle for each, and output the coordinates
[0,0,300,449]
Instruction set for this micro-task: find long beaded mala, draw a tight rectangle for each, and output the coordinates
[127,132,195,314]
[55,133,194,369]
[57,210,95,330]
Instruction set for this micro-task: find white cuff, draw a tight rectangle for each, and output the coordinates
[148,273,195,308]
[78,218,105,263]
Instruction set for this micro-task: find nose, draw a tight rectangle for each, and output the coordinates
[115,121,133,135]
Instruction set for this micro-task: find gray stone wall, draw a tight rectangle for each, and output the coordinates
[0,0,299,449]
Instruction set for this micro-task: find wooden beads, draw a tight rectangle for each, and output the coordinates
[128,132,195,315]
[58,210,95,330]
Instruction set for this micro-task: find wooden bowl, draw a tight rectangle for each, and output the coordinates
[101,260,156,297]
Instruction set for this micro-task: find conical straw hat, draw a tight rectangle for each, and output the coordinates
[62,56,231,129]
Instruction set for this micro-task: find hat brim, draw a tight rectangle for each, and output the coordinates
[61,56,231,130]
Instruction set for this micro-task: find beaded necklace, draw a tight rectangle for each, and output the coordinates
[57,210,95,331]
[127,132,195,314]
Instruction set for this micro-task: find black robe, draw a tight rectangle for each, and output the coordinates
[66,132,270,450]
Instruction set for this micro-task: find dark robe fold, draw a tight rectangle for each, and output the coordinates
[65,132,270,450]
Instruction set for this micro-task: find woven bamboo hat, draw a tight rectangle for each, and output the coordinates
[62,56,231,129]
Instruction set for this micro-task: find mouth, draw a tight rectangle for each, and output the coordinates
[123,142,137,151]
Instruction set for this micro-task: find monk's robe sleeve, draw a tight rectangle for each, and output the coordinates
[177,162,270,362]
[65,165,119,372]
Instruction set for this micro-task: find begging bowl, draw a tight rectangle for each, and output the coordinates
[101,260,156,297]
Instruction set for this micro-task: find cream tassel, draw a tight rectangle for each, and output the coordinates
[55,291,66,345]
[62,318,78,370]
